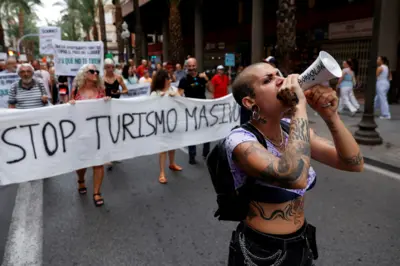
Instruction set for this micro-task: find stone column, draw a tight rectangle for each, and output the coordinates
[162,14,170,62]
[194,0,204,72]
[251,0,264,64]
[378,0,400,70]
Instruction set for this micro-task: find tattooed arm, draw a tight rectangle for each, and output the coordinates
[310,113,364,172]
[232,105,311,189]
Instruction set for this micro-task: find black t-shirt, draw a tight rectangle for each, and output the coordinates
[178,74,207,99]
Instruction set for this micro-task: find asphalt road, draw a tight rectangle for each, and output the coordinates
[1,144,400,266]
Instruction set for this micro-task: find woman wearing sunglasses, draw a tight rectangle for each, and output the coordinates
[150,70,182,184]
[70,64,111,207]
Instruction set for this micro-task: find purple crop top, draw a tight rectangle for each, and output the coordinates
[225,119,317,203]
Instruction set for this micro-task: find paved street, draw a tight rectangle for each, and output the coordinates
[1,142,400,266]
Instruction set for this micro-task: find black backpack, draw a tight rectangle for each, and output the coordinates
[206,120,290,221]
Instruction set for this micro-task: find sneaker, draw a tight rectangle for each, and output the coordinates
[379,116,391,120]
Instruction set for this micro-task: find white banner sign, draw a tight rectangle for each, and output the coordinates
[0,73,19,108]
[0,95,240,185]
[125,83,151,97]
[39,26,61,55]
[52,40,104,76]
[0,52,7,61]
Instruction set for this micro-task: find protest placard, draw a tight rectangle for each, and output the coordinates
[39,26,61,55]
[0,95,240,185]
[0,73,19,108]
[52,40,104,76]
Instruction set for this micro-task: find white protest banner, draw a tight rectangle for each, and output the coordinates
[0,73,19,108]
[52,40,104,76]
[39,26,61,55]
[0,95,240,185]
[0,52,7,61]
[124,83,150,97]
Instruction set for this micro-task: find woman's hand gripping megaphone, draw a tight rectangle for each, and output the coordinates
[277,74,305,107]
[304,85,339,120]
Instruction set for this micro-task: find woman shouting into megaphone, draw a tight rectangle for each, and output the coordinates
[225,62,363,266]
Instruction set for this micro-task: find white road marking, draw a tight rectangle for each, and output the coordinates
[364,163,400,181]
[179,147,188,154]
[2,180,43,266]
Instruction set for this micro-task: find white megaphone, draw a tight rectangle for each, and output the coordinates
[298,51,342,90]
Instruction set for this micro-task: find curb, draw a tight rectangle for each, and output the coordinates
[363,157,400,174]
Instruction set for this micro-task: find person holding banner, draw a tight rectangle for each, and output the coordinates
[150,70,182,184]
[70,64,110,207]
[8,64,49,109]
[226,63,363,265]
[103,58,128,99]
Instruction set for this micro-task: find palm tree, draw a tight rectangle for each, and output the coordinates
[276,0,296,74]
[133,0,142,65]
[6,10,39,57]
[113,0,124,62]
[0,0,41,52]
[168,0,184,64]
[97,0,107,54]
[77,0,97,40]
[53,0,81,41]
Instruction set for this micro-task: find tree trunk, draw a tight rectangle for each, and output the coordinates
[133,0,142,65]
[92,0,99,41]
[98,0,108,55]
[92,21,99,41]
[276,0,296,75]
[0,21,6,52]
[86,29,91,41]
[18,9,24,38]
[169,0,184,64]
[71,18,78,41]
[18,9,25,53]
[114,0,124,62]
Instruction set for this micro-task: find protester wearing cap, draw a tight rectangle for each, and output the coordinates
[211,65,230,99]
[264,56,284,77]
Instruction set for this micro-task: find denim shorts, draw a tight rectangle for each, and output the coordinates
[228,221,318,266]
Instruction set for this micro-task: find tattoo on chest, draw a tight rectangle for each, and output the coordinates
[248,197,305,225]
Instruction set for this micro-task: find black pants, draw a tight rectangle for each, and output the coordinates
[228,222,318,266]
[188,143,210,159]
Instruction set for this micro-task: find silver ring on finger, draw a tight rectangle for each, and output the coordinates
[321,103,332,108]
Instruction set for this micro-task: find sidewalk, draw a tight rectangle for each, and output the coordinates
[308,103,400,173]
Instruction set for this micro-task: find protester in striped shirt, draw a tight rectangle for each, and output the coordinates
[8,63,49,109]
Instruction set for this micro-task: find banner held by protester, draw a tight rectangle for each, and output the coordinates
[0,73,20,108]
[39,26,61,55]
[0,95,240,185]
[52,40,104,76]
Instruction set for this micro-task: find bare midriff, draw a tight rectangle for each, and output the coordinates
[245,196,305,235]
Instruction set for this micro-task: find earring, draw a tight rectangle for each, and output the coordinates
[251,105,260,121]
[251,105,267,124]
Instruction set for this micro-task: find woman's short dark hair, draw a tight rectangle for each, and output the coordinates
[151,69,169,92]
[231,64,262,107]
[122,65,130,80]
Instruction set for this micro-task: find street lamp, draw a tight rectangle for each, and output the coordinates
[354,0,382,145]
[121,21,131,62]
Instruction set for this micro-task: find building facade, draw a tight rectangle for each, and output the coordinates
[122,0,400,90]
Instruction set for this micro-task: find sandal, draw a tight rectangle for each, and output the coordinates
[77,180,87,195]
[169,164,183,171]
[158,174,168,184]
[93,193,104,207]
